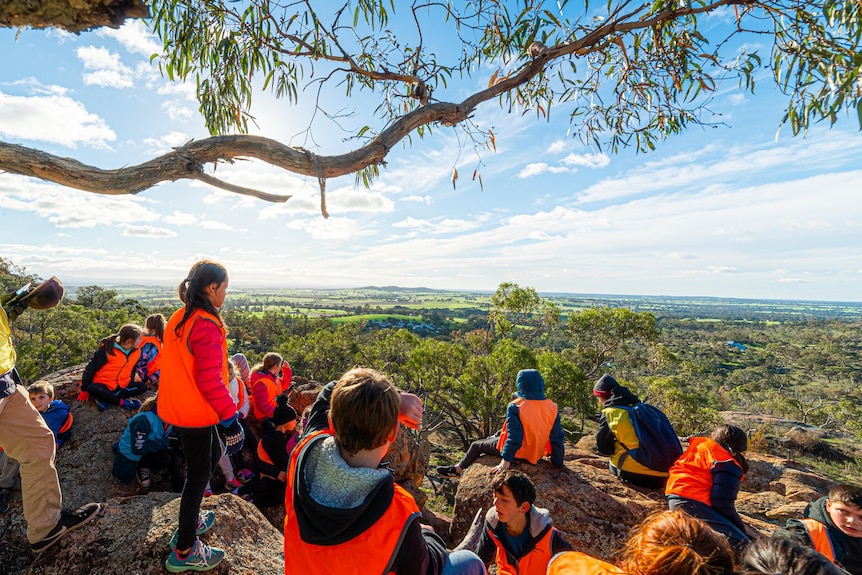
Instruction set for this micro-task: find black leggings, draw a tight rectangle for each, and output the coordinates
[176,426,222,551]
[88,381,148,405]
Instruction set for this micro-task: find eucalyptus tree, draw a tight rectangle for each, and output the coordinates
[2,0,859,212]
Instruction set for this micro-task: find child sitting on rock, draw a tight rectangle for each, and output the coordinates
[475,470,572,574]
[234,394,298,508]
[81,323,147,411]
[112,395,184,492]
[28,380,73,448]
[774,483,862,574]
[249,352,284,421]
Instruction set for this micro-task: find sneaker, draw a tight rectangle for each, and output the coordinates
[224,478,241,490]
[169,510,215,548]
[165,538,224,573]
[31,502,101,553]
[120,398,142,411]
[436,465,461,478]
[236,469,255,484]
[203,487,213,497]
[0,488,9,513]
[136,467,152,488]
[95,399,109,412]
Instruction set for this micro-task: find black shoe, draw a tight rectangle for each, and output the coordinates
[31,502,101,553]
[436,465,461,478]
[0,488,9,513]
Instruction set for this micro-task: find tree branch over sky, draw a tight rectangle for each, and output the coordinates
[1,0,860,216]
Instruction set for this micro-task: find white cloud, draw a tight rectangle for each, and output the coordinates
[162,101,195,121]
[121,224,178,238]
[401,195,433,204]
[164,211,198,225]
[562,152,611,168]
[517,163,573,178]
[97,20,162,56]
[0,91,116,148]
[546,140,568,154]
[77,46,134,89]
[144,130,189,155]
[199,220,236,231]
[286,216,378,241]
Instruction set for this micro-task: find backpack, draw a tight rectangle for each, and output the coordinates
[617,403,682,472]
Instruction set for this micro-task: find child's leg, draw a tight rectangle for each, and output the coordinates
[216,452,235,482]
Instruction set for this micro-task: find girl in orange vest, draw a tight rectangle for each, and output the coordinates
[741,536,844,575]
[135,313,164,389]
[546,510,735,575]
[81,323,146,411]
[665,424,751,553]
[159,260,242,573]
[250,352,283,420]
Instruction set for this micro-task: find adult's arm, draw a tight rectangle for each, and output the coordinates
[499,403,523,463]
[549,412,566,466]
[81,348,108,389]
[187,318,235,421]
[304,381,336,436]
[595,413,616,456]
[710,461,747,532]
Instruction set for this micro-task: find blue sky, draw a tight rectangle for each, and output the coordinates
[1,14,861,302]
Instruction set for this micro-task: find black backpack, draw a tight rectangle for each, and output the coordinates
[617,403,683,472]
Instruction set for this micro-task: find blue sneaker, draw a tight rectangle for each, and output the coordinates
[169,510,215,548]
[120,398,141,411]
[164,538,224,573]
[95,400,109,412]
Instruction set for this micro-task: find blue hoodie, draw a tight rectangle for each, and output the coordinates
[500,369,566,466]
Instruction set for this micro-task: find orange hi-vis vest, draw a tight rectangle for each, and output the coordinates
[800,518,837,563]
[251,371,279,421]
[93,346,141,391]
[284,430,421,575]
[546,551,626,575]
[496,397,558,464]
[664,437,743,506]
[602,406,668,477]
[489,524,557,575]
[159,307,229,428]
[257,438,277,480]
[140,334,162,376]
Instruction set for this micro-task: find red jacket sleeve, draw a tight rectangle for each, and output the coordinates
[187,318,235,422]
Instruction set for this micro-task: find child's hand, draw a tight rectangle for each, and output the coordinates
[398,392,423,430]
[278,470,287,482]
[491,460,511,474]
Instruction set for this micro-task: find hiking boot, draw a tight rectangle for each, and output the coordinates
[31,502,101,553]
[436,465,461,478]
[169,510,216,548]
[165,538,224,573]
[0,488,9,513]
[120,398,141,411]
[235,469,254,483]
[224,478,241,490]
[136,467,152,488]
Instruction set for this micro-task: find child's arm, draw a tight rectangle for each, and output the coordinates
[710,461,747,531]
[81,348,109,390]
[303,381,336,436]
[398,392,423,430]
[549,412,566,466]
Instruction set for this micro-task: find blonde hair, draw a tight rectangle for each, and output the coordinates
[330,368,400,456]
[27,380,54,398]
[618,510,735,575]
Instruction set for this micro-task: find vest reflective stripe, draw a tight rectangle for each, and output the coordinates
[665,437,743,506]
[496,398,558,464]
[58,413,73,435]
[93,347,142,391]
[800,519,836,563]
[251,372,279,421]
[546,551,625,575]
[489,525,557,575]
[140,334,162,376]
[159,308,229,427]
[284,430,420,575]
[603,406,668,477]
[0,308,15,374]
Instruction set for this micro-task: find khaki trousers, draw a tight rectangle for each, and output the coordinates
[0,385,62,542]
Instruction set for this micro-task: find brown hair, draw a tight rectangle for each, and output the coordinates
[145,313,166,341]
[252,352,283,374]
[329,368,400,456]
[741,537,843,575]
[618,510,735,575]
[98,323,143,355]
[27,380,55,398]
[711,424,749,474]
[140,395,157,412]
[175,260,227,335]
[828,483,862,509]
[492,470,536,507]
